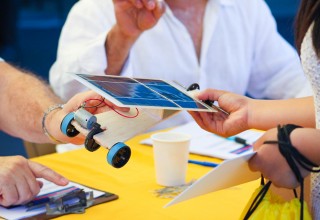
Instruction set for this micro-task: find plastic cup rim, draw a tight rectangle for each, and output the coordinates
[151,132,191,143]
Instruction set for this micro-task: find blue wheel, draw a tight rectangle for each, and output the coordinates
[107,142,131,168]
[60,112,79,137]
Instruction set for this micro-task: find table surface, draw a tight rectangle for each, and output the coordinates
[32,132,259,220]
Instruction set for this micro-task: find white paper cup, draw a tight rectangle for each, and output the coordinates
[151,132,191,186]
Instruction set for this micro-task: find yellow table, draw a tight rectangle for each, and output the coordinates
[32,132,259,220]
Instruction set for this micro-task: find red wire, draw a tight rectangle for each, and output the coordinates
[82,98,139,118]
[82,98,106,108]
[103,100,139,118]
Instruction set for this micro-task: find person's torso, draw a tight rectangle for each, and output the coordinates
[122,0,255,95]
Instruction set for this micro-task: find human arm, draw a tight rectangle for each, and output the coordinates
[0,61,127,144]
[105,0,165,75]
[189,89,315,137]
[0,62,63,143]
[249,127,320,188]
[0,156,68,207]
[0,61,128,205]
[49,0,165,100]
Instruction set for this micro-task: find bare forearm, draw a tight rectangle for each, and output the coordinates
[249,97,315,130]
[291,128,320,166]
[0,62,61,142]
[104,25,139,75]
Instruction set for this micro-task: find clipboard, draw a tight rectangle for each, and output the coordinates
[20,192,118,220]
[0,179,118,220]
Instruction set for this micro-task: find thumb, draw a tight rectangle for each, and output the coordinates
[28,161,69,186]
[197,89,226,102]
[248,154,260,172]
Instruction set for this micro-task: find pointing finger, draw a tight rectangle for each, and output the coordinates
[28,161,69,186]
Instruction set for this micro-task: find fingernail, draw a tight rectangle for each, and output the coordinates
[60,177,69,185]
[148,1,155,9]
[136,0,142,8]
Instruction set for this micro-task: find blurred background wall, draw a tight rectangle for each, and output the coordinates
[0,0,301,157]
[0,0,77,157]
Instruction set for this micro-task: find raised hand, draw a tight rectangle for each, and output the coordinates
[113,0,166,38]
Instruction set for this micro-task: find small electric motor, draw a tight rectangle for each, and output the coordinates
[60,108,131,168]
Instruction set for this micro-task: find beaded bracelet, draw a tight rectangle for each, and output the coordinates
[42,104,65,144]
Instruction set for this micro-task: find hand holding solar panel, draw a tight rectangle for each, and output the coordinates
[60,74,225,167]
[72,74,216,112]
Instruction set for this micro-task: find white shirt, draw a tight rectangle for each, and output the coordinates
[50,0,312,129]
[0,57,4,62]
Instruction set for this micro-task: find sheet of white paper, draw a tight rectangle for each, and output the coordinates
[141,121,264,159]
[165,152,260,207]
[0,179,106,220]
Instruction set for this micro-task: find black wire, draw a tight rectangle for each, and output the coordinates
[243,178,271,220]
[243,124,320,220]
[82,98,106,109]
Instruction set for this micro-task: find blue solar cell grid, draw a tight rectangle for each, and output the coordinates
[77,74,208,110]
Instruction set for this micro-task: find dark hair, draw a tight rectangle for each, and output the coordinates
[295,0,320,57]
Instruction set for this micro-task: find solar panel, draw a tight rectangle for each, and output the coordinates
[73,74,215,112]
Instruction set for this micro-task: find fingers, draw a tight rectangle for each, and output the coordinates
[130,0,143,8]
[248,154,260,172]
[0,156,40,206]
[252,128,277,151]
[18,168,42,204]
[153,0,165,19]
[188,111,206,129]
[0,185,19,207]
[65,90,129,114]
[129,0,156,10]
[248,144,300,188]
[80,92,130,114]
[141,0,155,9]
[196,89,227,103]
[28,161,69,186]
[0,160,68,207]
[127,0,164,20]
[78,91,106,107]
[115,106,131,112]
[249,154,299,188]
[100,99,130,113]
[0,157,68,207]
[191,111,228,135]
[15,175,39,205]
[248,150,278,180]
[37,180,44,188]
[252,136,266,151]
[198,112,215,129]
